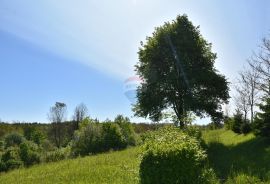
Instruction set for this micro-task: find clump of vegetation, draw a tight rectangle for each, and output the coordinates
[71,116,137,156]
[19,141,40,166]
[253,97,270,137]
[4,133,25,148]
[225,174,263,184]
[71,119,103,156]
[0,146,23,172]
[44,147,70,163]
[140,126,218,184]
[224,109,251,135]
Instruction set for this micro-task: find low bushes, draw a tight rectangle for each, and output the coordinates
[71,117,137,156]
[19,141,40,166]
[4,133,25,148]
[44,147,70,162]
[71,122,103,156]
[139,126,218,184]
[0,147,23,172]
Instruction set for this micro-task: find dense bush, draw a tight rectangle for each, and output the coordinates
[140,126,218,184]
[183,125,202,140]
[71,116,138,156]
[0,147,23,172]
[115,115,137,146]
[71,122,103,156]
[240,122,251,135]
[44,147,70,162]
[0,140,4,152]
[102,123,125,151]
[23,126,45,145]
[4,133,25,148]
[19,141,40,166]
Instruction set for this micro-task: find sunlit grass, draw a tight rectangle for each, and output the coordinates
[1,129,270,183]
[0,147,140,184]
[203,129,270,183]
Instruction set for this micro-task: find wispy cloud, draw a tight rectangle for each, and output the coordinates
[0,0,150,79]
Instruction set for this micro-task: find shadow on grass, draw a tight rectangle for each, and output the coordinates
[206,137,270,181]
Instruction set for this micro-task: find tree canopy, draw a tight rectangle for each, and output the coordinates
[134,15,229,127]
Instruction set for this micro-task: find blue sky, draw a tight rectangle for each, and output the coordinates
[0,0,269,123]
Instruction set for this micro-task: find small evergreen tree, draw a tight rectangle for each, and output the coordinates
[231,109,244,134]
[253,97,270,137]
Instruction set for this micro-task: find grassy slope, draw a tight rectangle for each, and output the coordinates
[203,129,270,182]
[0,148,140,184]
[1,129,270,183]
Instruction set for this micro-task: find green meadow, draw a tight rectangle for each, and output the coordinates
[1,129,270,183]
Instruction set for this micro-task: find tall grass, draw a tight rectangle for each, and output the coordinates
[1,129,270,183]
[0,148,140,184]
[203,129,270,183]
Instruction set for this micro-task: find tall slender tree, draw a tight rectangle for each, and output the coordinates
[48,102,67,148]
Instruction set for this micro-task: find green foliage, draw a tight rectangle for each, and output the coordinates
[102,123,125,151]
[231,110,244,134]
[19,141,40,166]
[114,115,137,146]
[23,126,45,145]
[134,14,229,126]
[225,174,263,184]
[71,116,137,157]
[40,139,55,152]
[71,122,103,156]
[0,140,4,152]
[140,126,217,184]
[224,117,234,130]
[240,122,251,135]
[183,125,203,140]
[4,133,25,148]
[1,147,23,171]
[253,97,270,137]
[44,147,70,163]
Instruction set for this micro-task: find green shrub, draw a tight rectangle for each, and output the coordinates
[102,123,125,151]
[19,141,40,166]
[0,160,7,172]
[23,126,45,145]
[45,147,70,162]
[1,147,23,171]
[184,125,202,140]
[140,126,217,184]
[253,97,270,137]
[231,113,244,134]
[115,115,137,146]
[41,139,56,152]
[4,133,25,148]
[71,123,103,156]
[0,140,4,151]
[240,122,251,135]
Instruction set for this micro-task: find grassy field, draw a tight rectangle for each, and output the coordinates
[203,129,270,183]
[1,129,270,183]
[0,147,140,184]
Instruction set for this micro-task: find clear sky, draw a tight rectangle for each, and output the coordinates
[0,0,269,123]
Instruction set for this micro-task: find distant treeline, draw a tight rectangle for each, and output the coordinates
[0,121,168,139]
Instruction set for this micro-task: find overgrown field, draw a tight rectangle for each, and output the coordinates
[0,147,140,184]
[1,129,270,183]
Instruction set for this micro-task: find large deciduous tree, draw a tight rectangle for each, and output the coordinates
[134,15,229,127]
